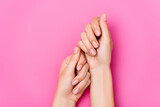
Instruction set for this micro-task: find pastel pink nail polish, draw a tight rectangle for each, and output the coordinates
[92,41,98,48]
[90,49,96,56]
[95,29,100,36]
[72,80,78,85]
[73,88,79,94]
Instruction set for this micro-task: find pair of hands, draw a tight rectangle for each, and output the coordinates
[53,13,113,107]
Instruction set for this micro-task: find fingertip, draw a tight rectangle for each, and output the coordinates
[74,46,80,54]
[91,17,101,37]
[89,49,96,56]
[95,28,101,37]
[66,47,80,72]
[99,13,110,39]
[72,79,79,86]
[100,13,106,22]
[92,41,99,48]
[73,88,79,95]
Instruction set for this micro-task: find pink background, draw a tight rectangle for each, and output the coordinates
[0,0,160,107]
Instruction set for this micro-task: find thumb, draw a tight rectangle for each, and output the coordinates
[66,46,81,73]
[100,13,111,41]
[60,55,71,73]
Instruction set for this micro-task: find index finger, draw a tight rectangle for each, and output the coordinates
[91,16,101,37]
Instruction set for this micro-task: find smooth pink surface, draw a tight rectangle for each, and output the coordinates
[0,0,160,107]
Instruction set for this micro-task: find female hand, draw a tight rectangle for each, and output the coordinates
[78,13,113,71]
[78,13,115,107]
[52,47,90,107]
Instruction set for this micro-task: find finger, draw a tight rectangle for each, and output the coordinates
[100,13,111,41]
[76,51,86,71]
[72,80,90,99]
[72,63,89,86]
[78,40,89,54]
[91,16,101,37]
[72,72,90,95]
[85,23,99,49]
[81,32,96,56]
[60,55,71,73]
[66,46,80,73]
[79,79,90,94]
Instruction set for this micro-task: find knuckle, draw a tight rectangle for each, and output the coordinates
[60,69,67,77]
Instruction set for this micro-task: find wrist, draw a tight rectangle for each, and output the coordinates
[53,95,76,107]
[90,64,111,74]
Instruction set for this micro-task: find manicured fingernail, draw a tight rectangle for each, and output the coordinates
[74,47,78,54]
[90,49,96,56]
[95,29,100,36]
[77,64,82,71]
[92,41,98,48]
[103,14,106,21]
[72,80,78,85]
[73,88,79,94]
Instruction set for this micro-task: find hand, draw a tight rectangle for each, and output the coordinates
[53,47,90,107]
[78,13,113,71]
[78,14,115,107]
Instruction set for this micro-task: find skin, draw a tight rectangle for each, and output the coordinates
[78,13,115,107]
[52,47,90,107]
[53,13,115,107]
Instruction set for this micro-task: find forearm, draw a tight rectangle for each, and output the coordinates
[90,66,115,107]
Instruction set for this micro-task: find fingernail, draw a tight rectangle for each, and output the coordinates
[74,47,78,54]
[72,80,78,85]
[92,41,98,48]
[77,64,82,71]
[73,88,79,94]
[90,49,96,56]
[95,29,100,36]
[103,14,106,21]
